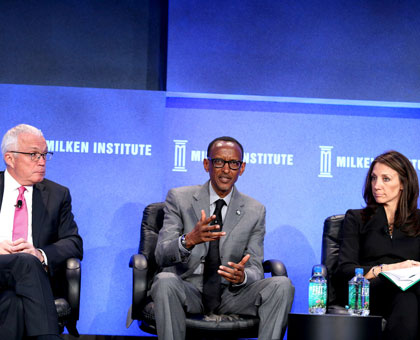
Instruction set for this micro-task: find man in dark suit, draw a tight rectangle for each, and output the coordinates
[0,124,83,339]
[151,136,294,340]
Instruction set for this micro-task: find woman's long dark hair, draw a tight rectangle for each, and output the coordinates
[362,150,420,236]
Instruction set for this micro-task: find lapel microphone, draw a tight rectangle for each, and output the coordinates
[15,200,23,208]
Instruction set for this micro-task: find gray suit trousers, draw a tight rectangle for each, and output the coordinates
[150,272,295,340]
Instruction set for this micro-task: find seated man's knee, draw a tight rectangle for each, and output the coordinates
[270,276,293,287]
[14,252,42,266]
[269,276,295,296]
[151,272,181,294]
[12,253,43,274]
[154,271,179,282]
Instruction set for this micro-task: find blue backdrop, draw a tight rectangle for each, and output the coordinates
[1,0,420,337]
[167,0,420,102]
[1,84,420,336]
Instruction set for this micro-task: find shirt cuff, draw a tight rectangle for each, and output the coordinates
[232,271,248,287]
[37,248,48,266]
[178,236,191,259]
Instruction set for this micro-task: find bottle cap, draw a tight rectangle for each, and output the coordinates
[355,267,364,275]
[313,265,322,273]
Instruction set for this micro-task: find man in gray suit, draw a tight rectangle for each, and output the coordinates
[151,136,294,340]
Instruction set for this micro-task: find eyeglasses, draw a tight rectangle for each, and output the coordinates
[10,151,53,161]
[208,158,243,170]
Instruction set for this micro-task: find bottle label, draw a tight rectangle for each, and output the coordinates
[349,283,369,311]
[308,282,327,309]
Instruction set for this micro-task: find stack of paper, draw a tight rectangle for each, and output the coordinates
[380,266,420,291]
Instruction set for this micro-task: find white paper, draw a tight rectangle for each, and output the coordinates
[379,266,420,291]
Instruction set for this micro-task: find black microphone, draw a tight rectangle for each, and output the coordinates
[15,200,22,208]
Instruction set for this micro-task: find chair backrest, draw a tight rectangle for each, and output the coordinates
[139,202,165,284]
[321,214,345,305]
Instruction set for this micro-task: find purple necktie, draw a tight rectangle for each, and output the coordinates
[12,186,28,241]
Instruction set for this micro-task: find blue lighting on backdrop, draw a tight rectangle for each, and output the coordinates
[2,0,420,336]
[1,83,420,336]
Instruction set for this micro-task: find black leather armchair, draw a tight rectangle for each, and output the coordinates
[314,214,386,331]
[52,257,82,337]
[315,214,347,314]
[129,202,288,339]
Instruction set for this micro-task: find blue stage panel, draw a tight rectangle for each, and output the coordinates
[167,0,420,102]
[1,84,166,336]
[1,84,420,335]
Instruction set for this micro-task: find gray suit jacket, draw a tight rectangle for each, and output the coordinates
[155,181,265,291]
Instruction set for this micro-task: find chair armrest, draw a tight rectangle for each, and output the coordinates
[263,259,288,277]
[129,253,149,320]
[66,258,81,321]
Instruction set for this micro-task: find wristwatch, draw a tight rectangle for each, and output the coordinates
[181,234,193,250]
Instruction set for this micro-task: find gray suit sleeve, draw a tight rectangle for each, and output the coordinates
[243,204,266,286]
[155,189,188,267]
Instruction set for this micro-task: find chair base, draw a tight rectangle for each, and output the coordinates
[139,313,259,340]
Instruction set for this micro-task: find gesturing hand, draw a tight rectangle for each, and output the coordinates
[218,254,251,284]
[184,210,226,248]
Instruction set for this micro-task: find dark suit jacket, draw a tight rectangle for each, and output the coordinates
[337,206,420,281]
[0,171,83,277]
[155,181,265,291]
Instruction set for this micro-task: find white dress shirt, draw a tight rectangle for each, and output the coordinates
[0,169,34,243]
[208,181,232,221]
[0,169,48,265]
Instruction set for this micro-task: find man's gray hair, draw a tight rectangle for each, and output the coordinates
[1,124,44,156]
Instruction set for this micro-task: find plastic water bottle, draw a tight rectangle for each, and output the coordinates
[348,268,370,316]
[308,265,327,314]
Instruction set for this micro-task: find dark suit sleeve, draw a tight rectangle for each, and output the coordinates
[337,209,371,280]
[40,186,83,276]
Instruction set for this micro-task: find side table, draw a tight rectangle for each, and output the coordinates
[287,313,382,340]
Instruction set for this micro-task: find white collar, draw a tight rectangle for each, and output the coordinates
[208,181,233,206]
[5,169,33,194]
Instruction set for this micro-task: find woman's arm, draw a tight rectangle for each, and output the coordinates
[338,210,371,279]
[366,260,420,279]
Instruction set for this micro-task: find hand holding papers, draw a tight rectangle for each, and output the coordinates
[380,266,420,291]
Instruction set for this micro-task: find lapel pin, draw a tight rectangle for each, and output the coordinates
[236,210,241,215]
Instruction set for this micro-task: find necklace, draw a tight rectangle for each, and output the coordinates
[388,223,394,238]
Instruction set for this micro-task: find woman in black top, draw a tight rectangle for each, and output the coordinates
[337,150,420,340]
